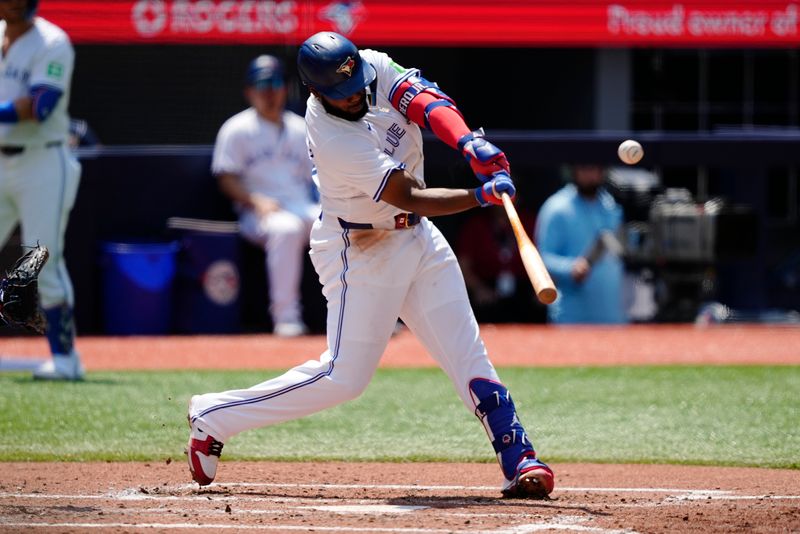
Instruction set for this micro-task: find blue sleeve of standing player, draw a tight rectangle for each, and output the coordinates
[31,85,64,121]
[0,86,63,123]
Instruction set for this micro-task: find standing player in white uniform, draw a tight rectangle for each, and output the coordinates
[0,0,83,380]
[187,32,554,498]
[212,55,318,337]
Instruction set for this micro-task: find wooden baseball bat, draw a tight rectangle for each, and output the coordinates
[500,193,558,305]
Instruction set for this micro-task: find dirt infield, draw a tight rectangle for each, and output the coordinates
[1,461,798,533]
[2,324,800,369]
[2,324,799,532]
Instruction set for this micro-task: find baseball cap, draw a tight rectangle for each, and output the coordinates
[245,55,285,90]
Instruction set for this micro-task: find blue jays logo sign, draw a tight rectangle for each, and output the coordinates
[320,1,366,34]
[336,56,356,77]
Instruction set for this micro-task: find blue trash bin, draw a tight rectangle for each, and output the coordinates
[100,241,180,335]
[170,223,241,334]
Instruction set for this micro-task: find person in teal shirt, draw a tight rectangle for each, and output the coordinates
[535,164,627,324]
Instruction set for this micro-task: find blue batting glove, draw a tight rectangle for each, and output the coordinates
[475,172,516,207]
[458,129,511,183]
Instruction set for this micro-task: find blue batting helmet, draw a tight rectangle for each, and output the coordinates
[25,0,39,20]
[245,55,284,90]
[297,32,376,99]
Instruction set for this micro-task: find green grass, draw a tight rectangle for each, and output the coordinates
[0,366,798,468]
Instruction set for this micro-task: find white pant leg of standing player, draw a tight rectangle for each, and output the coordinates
[0,144,84,380]
[12,145,80,309]
[239,207,316,335]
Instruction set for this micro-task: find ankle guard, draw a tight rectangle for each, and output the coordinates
[469,378,535,480]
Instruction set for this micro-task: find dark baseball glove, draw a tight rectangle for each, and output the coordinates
[0,244,49,334]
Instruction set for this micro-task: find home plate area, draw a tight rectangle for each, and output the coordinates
[1,462,798,533]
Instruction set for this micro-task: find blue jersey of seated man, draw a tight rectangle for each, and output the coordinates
[535,184,626,324]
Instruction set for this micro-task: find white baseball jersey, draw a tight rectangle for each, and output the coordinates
[0,17,73,146]
[0,17,80,313]
[305,49,425,225]
[212,109,314,214]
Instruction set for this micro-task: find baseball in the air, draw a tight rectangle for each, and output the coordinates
[618,139,644,165]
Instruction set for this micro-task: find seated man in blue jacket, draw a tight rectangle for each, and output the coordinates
[535,164,627,324]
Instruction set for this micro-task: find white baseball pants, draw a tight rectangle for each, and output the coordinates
[191,217,501,442]
[239,206,317,326]
[0,144,80,308]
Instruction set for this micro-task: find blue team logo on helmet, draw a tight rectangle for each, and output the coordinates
[297,31,376,100]
[336,56,356,77]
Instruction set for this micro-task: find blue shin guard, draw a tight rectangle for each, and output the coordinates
[44,304,76,355]
[469,378,535,481]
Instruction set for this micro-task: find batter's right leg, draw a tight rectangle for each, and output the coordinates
[398,221,553,498]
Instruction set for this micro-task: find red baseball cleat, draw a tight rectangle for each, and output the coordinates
[186,418,224,486]
[501,454,555,499]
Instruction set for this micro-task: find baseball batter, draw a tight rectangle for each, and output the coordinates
[188,31,554,498]
[212,55,318,337]
[0,0,83,380]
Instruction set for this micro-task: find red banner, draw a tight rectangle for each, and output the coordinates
[37,1,800,46]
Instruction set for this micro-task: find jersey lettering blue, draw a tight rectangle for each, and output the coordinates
[2,65,31,84]
[383,122,406,157]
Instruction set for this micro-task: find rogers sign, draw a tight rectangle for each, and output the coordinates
[131,0,299,37]
[35,1,800,46]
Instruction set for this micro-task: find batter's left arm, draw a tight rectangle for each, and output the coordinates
[380,169,476,217]
[379,169,514,217]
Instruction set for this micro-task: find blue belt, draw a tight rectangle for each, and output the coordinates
[337,213,421,230]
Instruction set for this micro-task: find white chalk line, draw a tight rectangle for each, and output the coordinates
[0,523,635,534]
[0,520,636,534]
[0,524,496,533]
[72,505,554,520]
[1,483,798,503]
[664,494,800,502]
[163,482,800,501]
[201,482,733,494]
[182,482,800,499]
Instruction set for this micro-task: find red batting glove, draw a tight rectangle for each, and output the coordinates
[458,130,511,183]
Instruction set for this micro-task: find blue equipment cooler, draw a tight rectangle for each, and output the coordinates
[100,241,180,335]
[168,218,241,334]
